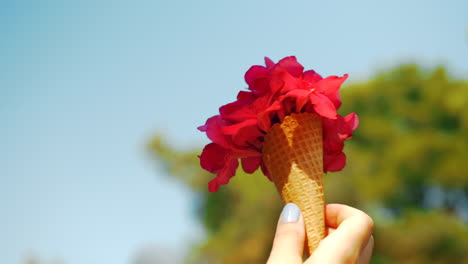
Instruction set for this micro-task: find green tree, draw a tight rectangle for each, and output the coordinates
[150,64,468,264]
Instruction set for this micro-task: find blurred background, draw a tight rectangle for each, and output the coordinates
[1,0,467,263]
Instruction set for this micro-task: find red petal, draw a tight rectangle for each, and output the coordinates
[264,57,275,69]
[328,91,342,109]
[269,72,285,95]
[208,179,220,192]
[278,71,301,93]
[222,119,260,146]
[317,74,348,95]
[250,76,271,96]
[283,89,311,112]
[344,113,359,131]
[257,101,281,132]
[324,152,346,172]
[303,70,323,83]
[323,140,344,155]
[274,56,304,78]
[199,116,233,149]
[323,115,353,142]
[241,156,261,173]
[208,158,239,192]
[219,93,256,123]
[245,65,269,87]
[199,143,228,173]
[310,93,337,119]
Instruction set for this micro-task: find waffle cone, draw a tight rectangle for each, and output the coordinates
[263,112,325,255]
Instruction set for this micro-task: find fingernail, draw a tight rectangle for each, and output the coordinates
[280,203,300,223]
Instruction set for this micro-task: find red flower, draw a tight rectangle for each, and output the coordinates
[199,56,358,192]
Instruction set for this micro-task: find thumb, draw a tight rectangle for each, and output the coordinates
[267,203,305,264]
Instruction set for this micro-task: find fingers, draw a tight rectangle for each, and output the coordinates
[306,204,374,264]
[325,203,374,249]
[358,235,374,264]
[268,203,374,264]
[267,203,305,264]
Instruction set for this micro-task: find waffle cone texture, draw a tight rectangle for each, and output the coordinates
[263,113,325,255]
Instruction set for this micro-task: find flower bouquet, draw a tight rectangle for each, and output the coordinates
[198,56,358,255]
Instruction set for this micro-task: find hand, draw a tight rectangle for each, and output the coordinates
[267,203,374,264]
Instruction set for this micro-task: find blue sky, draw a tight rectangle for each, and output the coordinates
[1,0,467,263]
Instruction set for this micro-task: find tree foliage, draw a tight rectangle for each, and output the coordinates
[149,64,468,264]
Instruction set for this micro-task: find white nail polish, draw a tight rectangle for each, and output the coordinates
[280,203,300,223]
